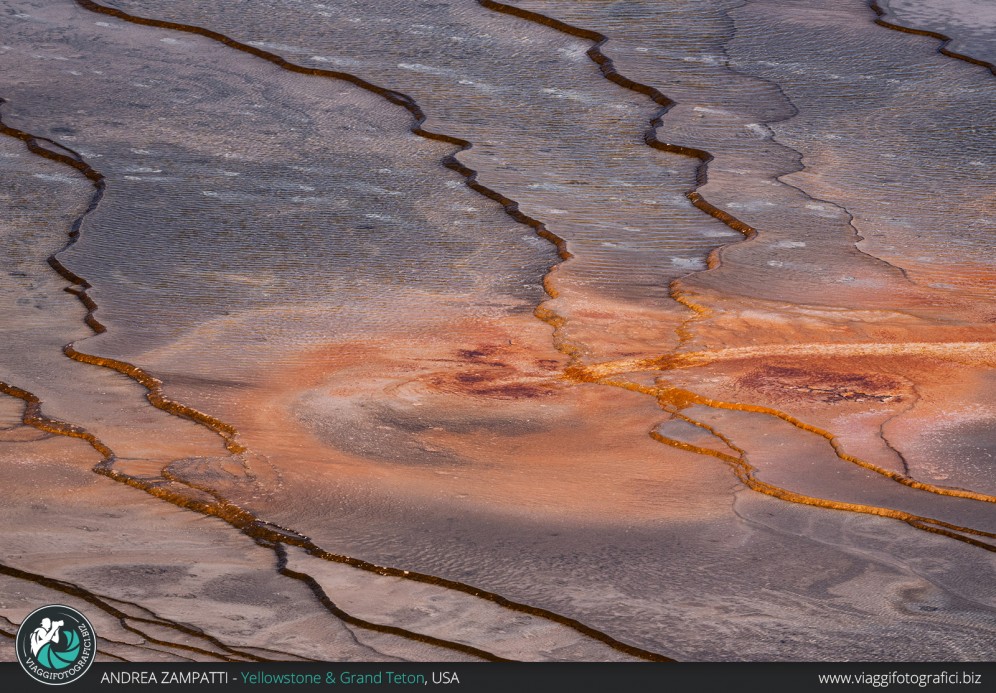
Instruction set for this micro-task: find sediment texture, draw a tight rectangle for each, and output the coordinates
[1,0,993,661]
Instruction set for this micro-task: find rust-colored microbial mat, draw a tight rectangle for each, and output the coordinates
[0,0,993,661]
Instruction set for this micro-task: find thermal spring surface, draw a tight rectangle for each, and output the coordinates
[1,0,993,661]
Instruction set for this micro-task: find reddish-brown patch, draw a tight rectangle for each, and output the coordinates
[738,365,903,404]
[426,348,559,400]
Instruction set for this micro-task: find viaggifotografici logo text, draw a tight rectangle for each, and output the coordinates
[15,604,96,685]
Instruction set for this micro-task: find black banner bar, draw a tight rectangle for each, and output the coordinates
[0,662,992,693]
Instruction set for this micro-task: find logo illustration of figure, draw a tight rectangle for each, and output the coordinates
[30,617,64,657]
[16,605,96,684]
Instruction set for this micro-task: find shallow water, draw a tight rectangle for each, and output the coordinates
[1,0,994,661]
[880,0,996,65]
